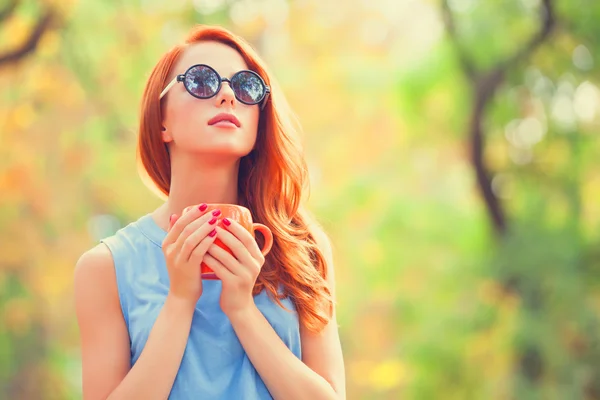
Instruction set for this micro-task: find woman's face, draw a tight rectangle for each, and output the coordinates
[161,41,261,160]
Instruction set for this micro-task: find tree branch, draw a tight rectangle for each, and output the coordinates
[500,0,555,70]
[0,7,55,68]
[0,0,19,24]
[443,0,556,236]
[469,69,507,235]
[441,0,476,80]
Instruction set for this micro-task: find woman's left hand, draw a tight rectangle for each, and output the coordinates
[202,218,265,317]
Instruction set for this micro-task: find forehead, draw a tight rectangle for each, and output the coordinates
[174,41,248,77]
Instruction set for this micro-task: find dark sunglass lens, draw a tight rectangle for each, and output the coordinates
[185,66,219,98]
[231,71,265,104]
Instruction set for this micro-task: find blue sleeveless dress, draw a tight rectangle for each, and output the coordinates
[100,213,301,399]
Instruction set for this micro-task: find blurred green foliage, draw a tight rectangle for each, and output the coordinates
[0,0,599,399]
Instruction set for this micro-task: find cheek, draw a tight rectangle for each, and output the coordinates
[243,107,260,135]
[168,98,211,133]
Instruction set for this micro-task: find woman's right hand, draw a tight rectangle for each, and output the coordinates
[162,204,220,305]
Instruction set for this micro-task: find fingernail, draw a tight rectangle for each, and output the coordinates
[169,214,176,223]
[209,217,217,225]
[223,218,231,226]
[209,229,217,237]
[212,209,221,217]
[199,203,208,212]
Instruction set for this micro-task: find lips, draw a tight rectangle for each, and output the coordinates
[207,113,241,128]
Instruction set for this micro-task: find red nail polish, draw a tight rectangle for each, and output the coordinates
[209,229,217,237]
[199,203,208,212]
[209,217,217,225]
[169,214,176,223]
[212,209,221,217]
[223,218,231,226]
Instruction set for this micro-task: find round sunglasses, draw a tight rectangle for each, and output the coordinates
[159,64,270,110]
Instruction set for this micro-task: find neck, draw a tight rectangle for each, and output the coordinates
[153,152,241,230]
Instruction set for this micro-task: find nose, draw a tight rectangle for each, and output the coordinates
[214,80,236,108]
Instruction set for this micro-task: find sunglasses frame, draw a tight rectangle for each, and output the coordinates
[159,64,270,110]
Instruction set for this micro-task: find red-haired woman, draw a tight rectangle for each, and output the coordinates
[74,25,345,399]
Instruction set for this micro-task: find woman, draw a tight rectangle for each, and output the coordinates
[74,25,345,399]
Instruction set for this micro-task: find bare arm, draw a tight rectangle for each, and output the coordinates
[298,229,346,398]
[74,244,196,400]
[75,205,219,399]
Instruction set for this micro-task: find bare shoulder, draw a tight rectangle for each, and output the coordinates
[74,243,121,312]
[75,243,114,270]
[74,244,116,292]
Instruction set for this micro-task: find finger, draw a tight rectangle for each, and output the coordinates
[216,225,260,266]
[188,229,218,264]
[221,219,264,262]
[164,204,206,245]
[176,211,220,258]
[169,214,179,231]
[202,253,234,281]
[207,243,245,276]
[162,214,182,252]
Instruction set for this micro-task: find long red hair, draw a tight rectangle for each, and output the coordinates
[136,25,333,333]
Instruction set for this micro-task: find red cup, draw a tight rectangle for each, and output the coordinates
[183,204,273,280]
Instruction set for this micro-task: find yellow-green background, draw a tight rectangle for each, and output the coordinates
[1,0,600,399]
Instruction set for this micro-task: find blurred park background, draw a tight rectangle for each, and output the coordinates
[1,0,600,398]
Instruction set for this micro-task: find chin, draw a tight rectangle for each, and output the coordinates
[196,143,253,159]
[179,132,256,159]
[209,136,255,156]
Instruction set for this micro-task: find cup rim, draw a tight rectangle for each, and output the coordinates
[205,203,251,214]
[184,203,251,215]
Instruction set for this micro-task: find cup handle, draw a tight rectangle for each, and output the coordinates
[252,223,273,256]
